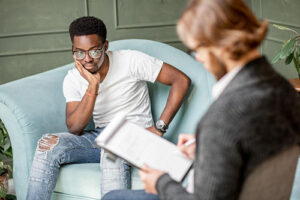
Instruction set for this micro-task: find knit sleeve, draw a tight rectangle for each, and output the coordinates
[156,104,244,200]
[156,174,195,200]
[192,123,243,200]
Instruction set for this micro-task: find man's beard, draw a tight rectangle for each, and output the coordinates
[91,52,105,74]
[207,52,227,81]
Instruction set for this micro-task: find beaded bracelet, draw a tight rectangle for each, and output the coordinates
[85,90,98,97]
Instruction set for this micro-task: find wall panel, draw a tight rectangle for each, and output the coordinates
[0,0,188,84]
[3,0,297,84]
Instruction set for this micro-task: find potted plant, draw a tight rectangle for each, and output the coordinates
[272,24,300,78]
[0,162,12,200]
[0,119,16,200]
[271,24,300,92]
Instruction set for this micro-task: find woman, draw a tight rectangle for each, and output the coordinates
[103,0,300,199]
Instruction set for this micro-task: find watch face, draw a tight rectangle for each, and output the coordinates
[156,120,164,129]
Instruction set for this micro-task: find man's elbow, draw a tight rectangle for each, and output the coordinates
[66,121,82,136]
[180,74,191,93]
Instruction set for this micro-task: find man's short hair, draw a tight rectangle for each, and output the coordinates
[69,16,107,43]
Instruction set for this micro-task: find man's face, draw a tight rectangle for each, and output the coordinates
[72,34,107,74]
[184,37,227,80]
[194,47,227,80]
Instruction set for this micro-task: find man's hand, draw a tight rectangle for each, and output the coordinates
[146,126,163,137]
[177,134,196,160]
[74,60,100,89]
[139,164,165,194]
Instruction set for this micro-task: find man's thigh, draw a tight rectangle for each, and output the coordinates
[35,127,104,164]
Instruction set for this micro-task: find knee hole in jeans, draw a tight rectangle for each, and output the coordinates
[37,134,59,153]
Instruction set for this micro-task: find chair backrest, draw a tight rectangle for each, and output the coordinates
[108,39,215,142]
[238,145,300,200]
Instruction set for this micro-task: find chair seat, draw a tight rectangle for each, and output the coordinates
[54,163,143,199]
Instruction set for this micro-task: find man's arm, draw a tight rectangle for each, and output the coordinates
[65,91,97,135]
[147,62,191,135]
[65,61,100,135]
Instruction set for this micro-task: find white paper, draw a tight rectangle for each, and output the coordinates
[95,114,193,182]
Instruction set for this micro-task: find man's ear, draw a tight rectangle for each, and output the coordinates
[104,40,109,52]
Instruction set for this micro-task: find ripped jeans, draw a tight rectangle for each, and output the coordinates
[26,127,131,200]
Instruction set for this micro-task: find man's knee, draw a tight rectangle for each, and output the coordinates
[37,134,59,153]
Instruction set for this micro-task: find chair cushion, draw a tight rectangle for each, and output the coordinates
[54,163,143,199]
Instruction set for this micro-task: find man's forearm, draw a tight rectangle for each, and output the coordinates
[66,89,98,135]
[159,76,191,126]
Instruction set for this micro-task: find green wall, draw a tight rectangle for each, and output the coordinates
[1,0,299,85]
[248,0,300,79]
[0,0,188,85]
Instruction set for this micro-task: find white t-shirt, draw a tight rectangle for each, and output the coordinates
[63,50,163,128]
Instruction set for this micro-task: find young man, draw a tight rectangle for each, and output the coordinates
[103,0,300,200]
[26,16,190,200]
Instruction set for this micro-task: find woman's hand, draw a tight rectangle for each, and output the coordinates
[177,134,196,160]
[139,165,165,194]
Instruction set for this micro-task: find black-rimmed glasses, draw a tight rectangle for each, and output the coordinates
[72,44,105,60]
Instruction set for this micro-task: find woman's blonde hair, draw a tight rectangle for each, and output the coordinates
[177,0,268,60]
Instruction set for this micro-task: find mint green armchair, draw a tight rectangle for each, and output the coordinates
[0,39,215,199]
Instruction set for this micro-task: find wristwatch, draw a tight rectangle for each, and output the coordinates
[155,120,168,134]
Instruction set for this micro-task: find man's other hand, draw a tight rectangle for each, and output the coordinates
[74,59,100,87]
[146,126,163,137]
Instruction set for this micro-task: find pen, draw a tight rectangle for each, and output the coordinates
[184,138,196,146]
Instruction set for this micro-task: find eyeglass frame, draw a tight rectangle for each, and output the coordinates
[72,43,105,60]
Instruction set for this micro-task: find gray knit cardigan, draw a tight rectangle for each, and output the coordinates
[156,56,300,200]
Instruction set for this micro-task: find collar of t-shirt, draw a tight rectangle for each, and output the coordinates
[212,66,243,100]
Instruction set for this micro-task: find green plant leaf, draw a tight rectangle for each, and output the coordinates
[0,132,3,144]
[3,151,13,159]
[293,55,300,77]
[3,137,11,152]
[6,194,17,200]
[285,53,294,65]
[0,119,8,136]
[296,51,300,65]
[271,51,281,64]
[279,38,296,59]
[273,24,299,35]
[0,187,7,198]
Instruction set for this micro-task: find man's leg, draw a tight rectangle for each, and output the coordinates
[100,151,131,196]
[102,190,160,200]
[26,127,103,200]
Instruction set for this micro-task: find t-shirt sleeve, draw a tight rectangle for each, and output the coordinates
[63,72,82,102]
[129,50,163,83]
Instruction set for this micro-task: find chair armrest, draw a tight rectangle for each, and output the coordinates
[0,63,73,198]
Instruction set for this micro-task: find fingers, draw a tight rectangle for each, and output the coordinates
[179,144,196,160]
[179,145,190,155]
[95,72,101,83]
[138,166,148,181]
[146,126,163,137]
[177,134,195,147]
[74,59,84,74]
[140,164,151,172]
[138,165,164,195]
